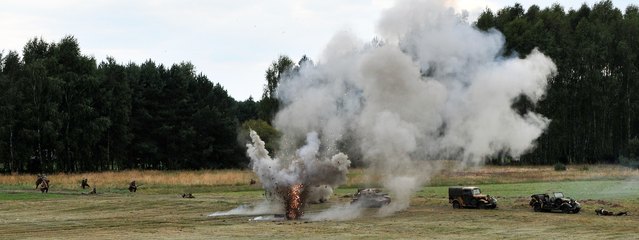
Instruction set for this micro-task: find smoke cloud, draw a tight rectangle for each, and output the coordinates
[208,201,282,217]
[237,0,556,220]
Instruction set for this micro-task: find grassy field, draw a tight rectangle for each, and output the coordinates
[1,165,638,239]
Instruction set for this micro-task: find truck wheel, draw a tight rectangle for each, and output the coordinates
[533,204,541,212]
[561,205,570,214]
[452,201,461,209]
[478,202,486,209]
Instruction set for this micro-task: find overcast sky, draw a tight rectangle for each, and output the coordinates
[1,0,636,100]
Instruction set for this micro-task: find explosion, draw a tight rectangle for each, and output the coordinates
[245,130,351,220]
[272,0,555,217]
[284,184,305,220]
[213,0,556,221]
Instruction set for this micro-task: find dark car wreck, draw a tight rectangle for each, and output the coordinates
[351,188,391,208]
[529,192,581,213]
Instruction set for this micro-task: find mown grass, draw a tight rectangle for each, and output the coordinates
[1,165,639,239]
[418,179,639,200]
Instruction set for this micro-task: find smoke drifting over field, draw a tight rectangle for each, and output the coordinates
[267,0,556,218]
[229,0,556,220]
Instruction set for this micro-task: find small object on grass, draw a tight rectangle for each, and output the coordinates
[83,187,97,195]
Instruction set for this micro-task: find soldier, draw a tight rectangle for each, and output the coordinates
[595,208,613,215]
[89,187,97,194]
[128,181,137,192]
[36,175,50,193]
[596,208,628,216]
[35,175,45,189]
[250,179,256,185]
[182,193,194,198]
[81,178,90,189]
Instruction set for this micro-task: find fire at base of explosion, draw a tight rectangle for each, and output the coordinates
[283,184,305,220]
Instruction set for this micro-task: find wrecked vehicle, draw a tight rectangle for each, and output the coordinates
[448,186,497,209]
[351,188,391,208]
[529,192,581,213]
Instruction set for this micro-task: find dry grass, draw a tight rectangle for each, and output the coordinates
[347,164,639,187]
[0,169,258,189]
[430,164,639,185]
[1,164,637,190]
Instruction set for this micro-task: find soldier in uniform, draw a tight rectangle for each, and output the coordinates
[596,208,628,216]
[182,193,194,198]
[81,178,90,189]
[128,181,137,192]
[36,175,50,193]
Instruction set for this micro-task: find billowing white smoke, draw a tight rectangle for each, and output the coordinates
[211,129,350,218]
[271,0,556,218]
[247,129,350,204]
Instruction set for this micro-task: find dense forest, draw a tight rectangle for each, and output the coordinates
[0,36,298,173]
[476,1,639,164]
[0,0,638,173]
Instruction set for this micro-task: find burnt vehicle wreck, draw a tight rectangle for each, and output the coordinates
[351,188,391,208]
[448,186,497,209]
[529,192,581,213]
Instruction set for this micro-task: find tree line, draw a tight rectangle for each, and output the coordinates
[477,0,639,164]
[0,36,301,173]
[1,1,638,173]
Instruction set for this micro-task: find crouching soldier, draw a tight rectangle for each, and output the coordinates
[128,181,137,192]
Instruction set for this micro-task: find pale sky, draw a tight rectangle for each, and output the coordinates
[1,0,636,100]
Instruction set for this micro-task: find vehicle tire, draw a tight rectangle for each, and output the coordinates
[572,208,580,214]
[478,202,486,209]
[533,204,541,212]
[561,205,570,214]
[452,201,461,209]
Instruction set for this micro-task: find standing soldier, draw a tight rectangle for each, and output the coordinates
[36,175,50,193]
[81,178,90,189]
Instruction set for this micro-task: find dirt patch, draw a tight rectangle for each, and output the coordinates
[581,199,623,208]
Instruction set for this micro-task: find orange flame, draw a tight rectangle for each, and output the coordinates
[285,183,304,220]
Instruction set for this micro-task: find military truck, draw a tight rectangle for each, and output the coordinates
[448,186,497,209]
[529,192,580,213]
